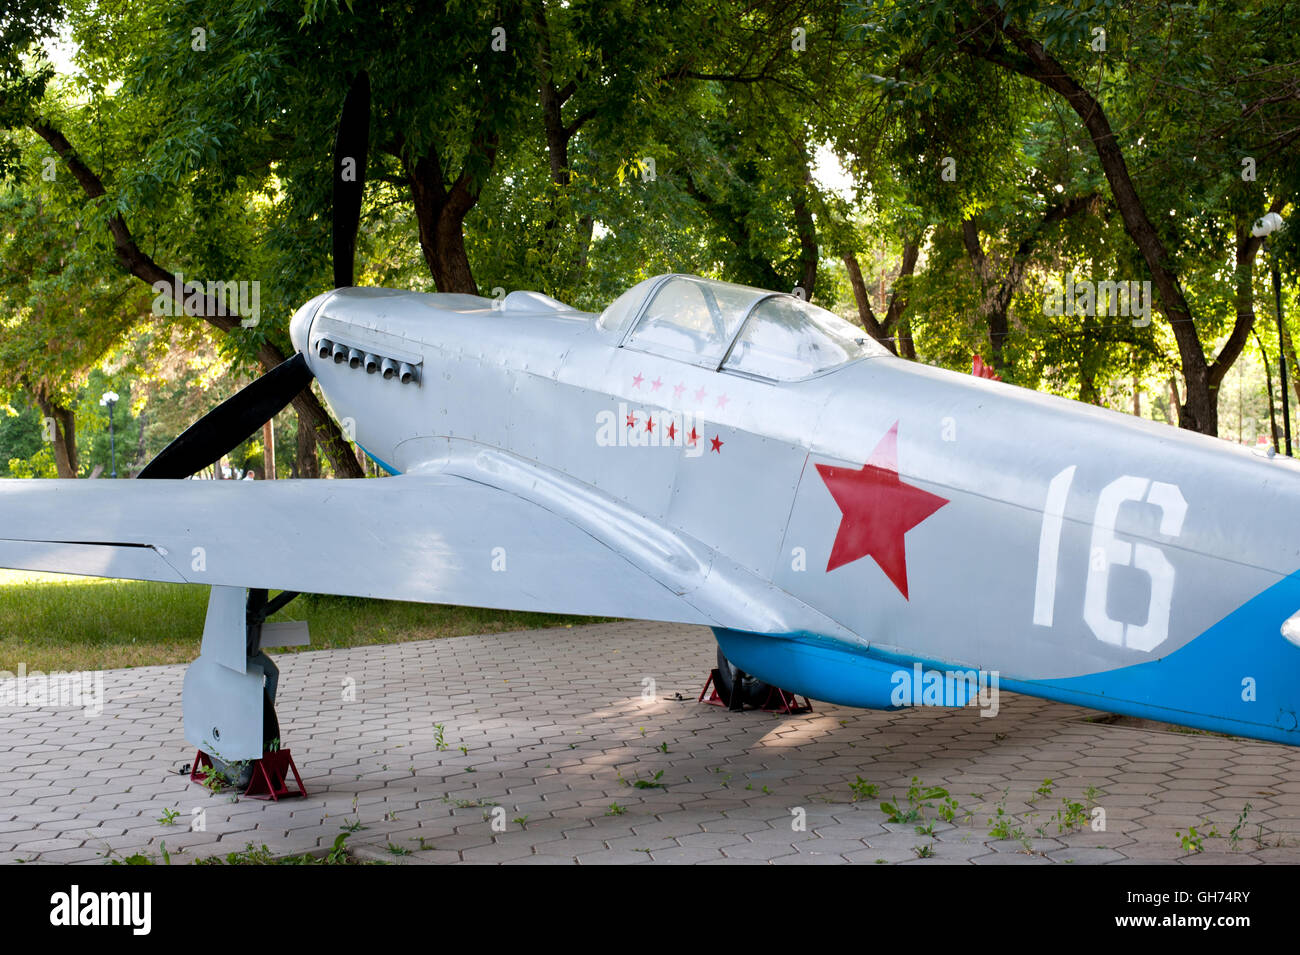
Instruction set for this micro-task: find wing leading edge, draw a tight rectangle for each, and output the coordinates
[0,475,708,625]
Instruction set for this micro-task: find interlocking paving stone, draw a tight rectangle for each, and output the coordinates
[1,620,1298,864]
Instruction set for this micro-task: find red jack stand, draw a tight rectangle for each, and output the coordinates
[244,749,307,801]
[189,750,216,785]
[699,669,726,706]
[189,749,307,801]
[698,670,812,714]
[756,686,813,715]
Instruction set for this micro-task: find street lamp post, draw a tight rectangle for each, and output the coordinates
[1252,212,1289,455]
[99,390,119,478]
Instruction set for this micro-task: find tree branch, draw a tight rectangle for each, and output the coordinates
[30,117,364,477]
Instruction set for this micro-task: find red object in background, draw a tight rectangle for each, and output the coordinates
[972,355,1002,381]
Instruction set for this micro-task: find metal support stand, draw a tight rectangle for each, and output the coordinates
[190,748,307,800]
[243,749,307,801]
[698,670,813,714]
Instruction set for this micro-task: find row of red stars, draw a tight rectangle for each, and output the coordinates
[623,411,724,453]
[631,373,731,410]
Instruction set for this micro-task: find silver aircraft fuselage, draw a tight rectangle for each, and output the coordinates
[288,278,1300,745]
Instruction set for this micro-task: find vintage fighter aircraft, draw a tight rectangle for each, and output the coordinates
[3,75,1300,760]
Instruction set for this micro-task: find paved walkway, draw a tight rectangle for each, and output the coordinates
[1,621,1297,864]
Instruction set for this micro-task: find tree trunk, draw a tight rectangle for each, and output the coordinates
[262,419,275,479]
[34,388,77,478]
[296,410,320,479]
[897,315,917,360]
[843,242,919,357]
[405,143,495,295]
[1258,338,1279,450]
[132,407,148,477]
[1278,318,1300,412]
[843,252,895,353]
[792,163,818,302]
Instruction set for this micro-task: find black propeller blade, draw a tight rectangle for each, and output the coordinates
[137,354,314,480]
[137,71,372,480]
[332,71,370,289]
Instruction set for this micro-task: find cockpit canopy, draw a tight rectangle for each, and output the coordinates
[598,274,887,381]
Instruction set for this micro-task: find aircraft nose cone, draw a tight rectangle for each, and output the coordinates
[290,293,328,358]
[289,302,312,357]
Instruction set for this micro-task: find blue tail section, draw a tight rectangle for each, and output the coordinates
[714,570,1300,746]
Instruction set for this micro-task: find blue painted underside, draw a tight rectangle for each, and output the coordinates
[714,569,1300,746]
[358,444,401,476]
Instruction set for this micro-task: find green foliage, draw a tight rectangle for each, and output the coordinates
[1229,803,1252,852]
[1176,822,1220,854]
[632,770,666,790]
[987,790,1026,842]
[0,0,1295,456]
[881,776,950,824]
[849,776,879,801]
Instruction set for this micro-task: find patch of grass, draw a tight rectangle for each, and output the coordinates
[108,835,367,866]
[0,571,612,671]
[1229,803,1252,851]
[881,777,949,824]
[987,791,1025,842]
[1176,821,1220,854]
[631,770,666,790]
[1055,797,1090,834]
[849,777,878,802]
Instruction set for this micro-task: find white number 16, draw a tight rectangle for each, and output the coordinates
[1033,467,1186,651]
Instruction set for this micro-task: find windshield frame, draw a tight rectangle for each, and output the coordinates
[618,274,882,379]
[617,274,766,367]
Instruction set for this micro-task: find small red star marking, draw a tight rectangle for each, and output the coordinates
[632,373,644,389]
[814,421,948,600]
[667,422,677,441]
[710,435,723,453]
[673,383,686,400]
[651,377,663,392]
[626,412,637,428]
[715,393,730,410]
[694,386,708,403]
[687,427,698,446]
[645,417,655,433]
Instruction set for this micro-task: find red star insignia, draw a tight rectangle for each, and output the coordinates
[710,435,723,453]
[715,393,729,410]
[687,427,698,446]
[645,417,655,433]
[667,422,677,441]
[694,386,707,403]
[673,383,686,400]
[814,421,948,600]
[626,412,637,428]
[651,377,663,392]
[632,373,644,389]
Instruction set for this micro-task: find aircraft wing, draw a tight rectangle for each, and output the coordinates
[0,469,848,637]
